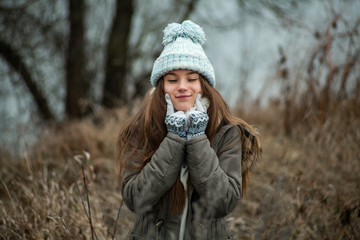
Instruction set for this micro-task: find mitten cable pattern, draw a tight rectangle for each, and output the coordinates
[165,114,187,139]
[187,111,209,139]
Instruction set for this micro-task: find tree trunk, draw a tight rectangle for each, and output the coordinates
[102,0,133,108]
[66,0,88,118]
[0,39,55,121]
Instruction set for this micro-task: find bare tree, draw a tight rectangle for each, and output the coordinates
[102,0,134,108]
[0,1,64,121]
[66,0,89,118]
[0,39,55,121]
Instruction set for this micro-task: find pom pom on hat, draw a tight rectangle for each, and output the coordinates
[162,20,206,46]
[150,20,215,87]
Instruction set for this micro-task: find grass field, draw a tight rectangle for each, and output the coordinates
[0,100,359,239]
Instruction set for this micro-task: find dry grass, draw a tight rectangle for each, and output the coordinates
[225,12,359,239]
[230,101,360,239]
[0,98,359,239]
[0,107,135,239]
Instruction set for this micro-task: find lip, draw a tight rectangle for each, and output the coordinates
[175,95,192,99]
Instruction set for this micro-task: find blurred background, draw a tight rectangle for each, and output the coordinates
[0,0,359,239]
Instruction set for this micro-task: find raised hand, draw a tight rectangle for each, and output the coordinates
[165,94,187,139]
[187,94,209,139]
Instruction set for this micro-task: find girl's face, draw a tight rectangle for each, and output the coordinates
[163,69,202,111]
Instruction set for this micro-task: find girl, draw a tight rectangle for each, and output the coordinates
[117,20,261,240]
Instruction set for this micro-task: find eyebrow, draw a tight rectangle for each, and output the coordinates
[186,71,198,75]
[165,71,198,76]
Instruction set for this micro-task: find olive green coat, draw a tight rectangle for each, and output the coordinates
[121,124,242,239]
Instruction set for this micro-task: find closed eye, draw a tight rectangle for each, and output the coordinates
[167,79,177,83]
[188,78,199,82]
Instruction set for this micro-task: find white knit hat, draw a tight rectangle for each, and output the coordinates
[150,20,215,87]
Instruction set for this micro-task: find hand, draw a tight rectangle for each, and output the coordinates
[187,94,209,139]
[165,94,187,139]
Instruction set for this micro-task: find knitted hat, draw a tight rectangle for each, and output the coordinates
[150,20,215,87]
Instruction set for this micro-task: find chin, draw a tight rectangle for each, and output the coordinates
[175,104,192,112]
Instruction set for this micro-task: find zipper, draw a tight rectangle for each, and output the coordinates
[155,219,164,238]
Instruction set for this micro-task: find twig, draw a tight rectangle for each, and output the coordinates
[74,152,98,240]
[75,181,89,219]
[112,199,124,240]
[81,163,96,240]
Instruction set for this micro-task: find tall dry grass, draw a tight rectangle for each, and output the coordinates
[227,10,360,239]
[0,96,359,239]
[230,100,360,239]
[0,107,135,239]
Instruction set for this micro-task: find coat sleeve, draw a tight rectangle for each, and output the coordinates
[186,125,242,218]
[121,133,185,213]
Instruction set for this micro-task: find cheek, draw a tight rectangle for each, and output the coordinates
[194,83,202,95]
[163,81,173,94]
[163,85,169,94]
[164,84,176,95]
[171,95,177,104]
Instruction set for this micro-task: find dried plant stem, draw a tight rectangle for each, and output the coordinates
[112,199,124,240]
[75,155,98,240]
[81,163,98,240]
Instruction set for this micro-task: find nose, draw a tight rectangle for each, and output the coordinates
[178,78,188,91]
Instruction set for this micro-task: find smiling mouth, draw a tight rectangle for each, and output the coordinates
[176,95,191,99]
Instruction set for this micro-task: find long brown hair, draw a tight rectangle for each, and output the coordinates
[117,76,261,213]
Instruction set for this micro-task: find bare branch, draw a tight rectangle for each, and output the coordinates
[112,199,124,240]
[0,39,55,121]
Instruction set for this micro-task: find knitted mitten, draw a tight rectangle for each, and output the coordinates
[165,94,187,139]
[187,94,209,139]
